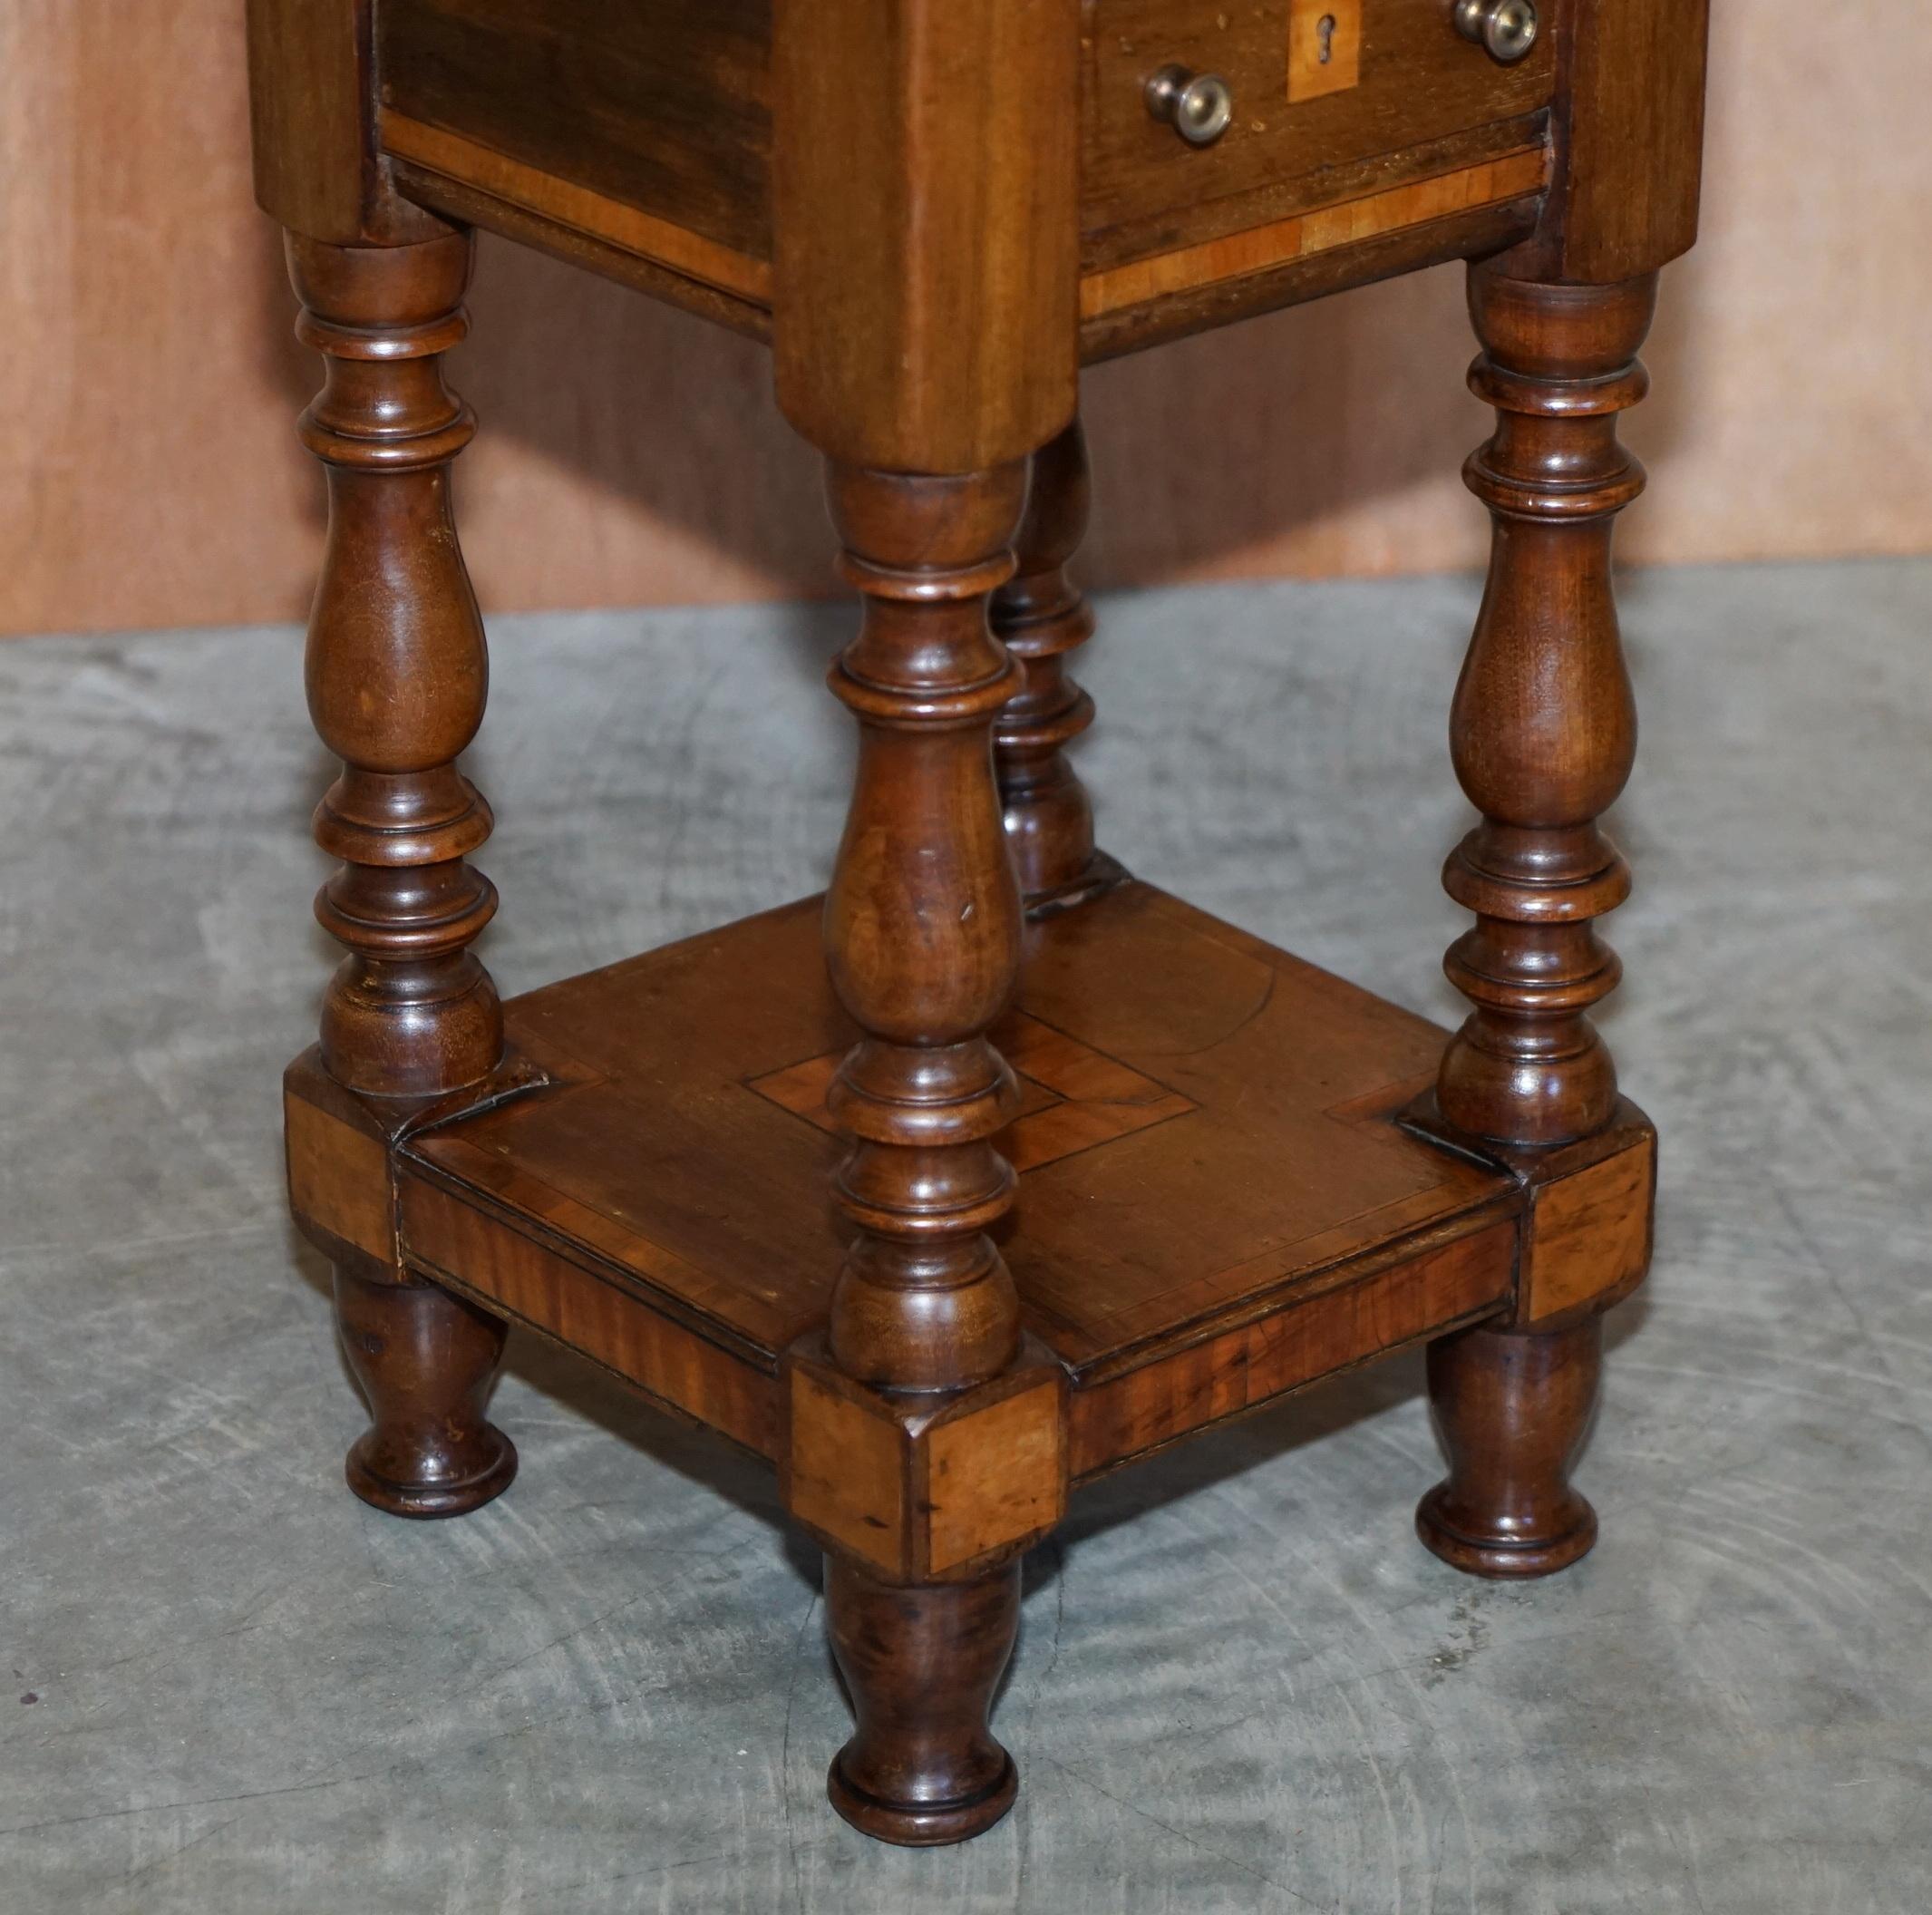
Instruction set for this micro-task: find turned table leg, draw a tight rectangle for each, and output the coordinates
[992,418,1108,909]
[769,0,1077,1836]
[286,228,515,1518]
[1418,263,1658,1577]
[805,462,1037,1845]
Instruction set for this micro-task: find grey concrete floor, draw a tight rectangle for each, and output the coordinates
[2,558,1928,1912]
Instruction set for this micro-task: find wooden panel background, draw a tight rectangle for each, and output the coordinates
[2,2,1927,637]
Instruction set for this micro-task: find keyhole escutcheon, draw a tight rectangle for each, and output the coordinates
[1317,13,1336,61]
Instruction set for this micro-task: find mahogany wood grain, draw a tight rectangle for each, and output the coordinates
[334,1265,518,1517]
[1519,1134,1655,1324]
[399,883,1528,1385]
[288,231,507,1103]
[284,1090,394,1269]
[781,1342,1067,1584]
[286,228,517,1515]
[771,0,1080,471]
[924,1381,1065,1573]
[383,113,772,306]
[1437,266,1655,1152]
[1417,1316,1603,1576]
[766,5,1082,1810]
[1080,145,1548,320]
[374,110,1547,364]
[1401,1092,1656,1334]
[1079,190,1539,361]
[1518,0,1709,282]
[369,867,1655,1545]
[786,1367,908,1564]
[247,0,372,242]
[1081,106,1550,273]
[248,0,444,244]
[357,0,1555,318]
[1069,1219,1513,1481]
[283,1038,550,1281]
[824,1560,1021,1845]
[385,160,773,344]
[404,899,849,1356]
[806,461,1036,1841]
[752,1010,1195,1175]
[1417,263,1663,1576]
[1082,0,1556,242]
[992,420,1112,910]
[377,0,772,260]
[1008,887,1511,1361]
[816,467,1029,1398]
[364,53,1554,364]
[401,1172,779,1457]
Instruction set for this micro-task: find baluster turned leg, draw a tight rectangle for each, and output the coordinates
[770,0,1075,1834]
[286,229,515,1518]
[992,418,1108,908]
[783,461,1069,1846]
[1417,264,1658,1577]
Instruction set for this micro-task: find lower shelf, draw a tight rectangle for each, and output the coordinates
[377,880,1548,1481]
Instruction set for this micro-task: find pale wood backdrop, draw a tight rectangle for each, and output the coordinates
[4,3,1927,637]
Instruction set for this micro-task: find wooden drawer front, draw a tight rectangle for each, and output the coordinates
[378,0,772,261]
[374,0,1550,335]
[1083,0,1558,262]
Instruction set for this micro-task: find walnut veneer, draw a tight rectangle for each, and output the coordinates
[251,0,1706,1847]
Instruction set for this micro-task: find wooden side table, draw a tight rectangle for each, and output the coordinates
[250,0,1707,1845]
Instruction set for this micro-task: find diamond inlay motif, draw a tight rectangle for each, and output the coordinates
[747,1012,1198,1173]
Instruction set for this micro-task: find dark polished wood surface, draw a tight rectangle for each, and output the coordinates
[393,881,1525,1400]
[255,0,1706,1846]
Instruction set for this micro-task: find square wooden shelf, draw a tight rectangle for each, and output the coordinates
[374,880,1548,1482]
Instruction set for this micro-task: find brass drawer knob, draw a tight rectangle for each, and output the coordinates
[1452,0,1539,63]
[1144,65,1234,147]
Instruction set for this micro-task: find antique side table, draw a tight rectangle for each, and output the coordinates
[249,0,1707,1845]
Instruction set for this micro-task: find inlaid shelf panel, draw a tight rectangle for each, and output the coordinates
[292,882,1653,1485]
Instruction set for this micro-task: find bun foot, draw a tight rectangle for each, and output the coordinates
[335,1268,517,1520]
[1416,1316,1603,1580]
[345,1421,518,1521]
[828,1748,1018,1848]
[824,1558,1021,1846]
[1415,1480,1597,1579]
